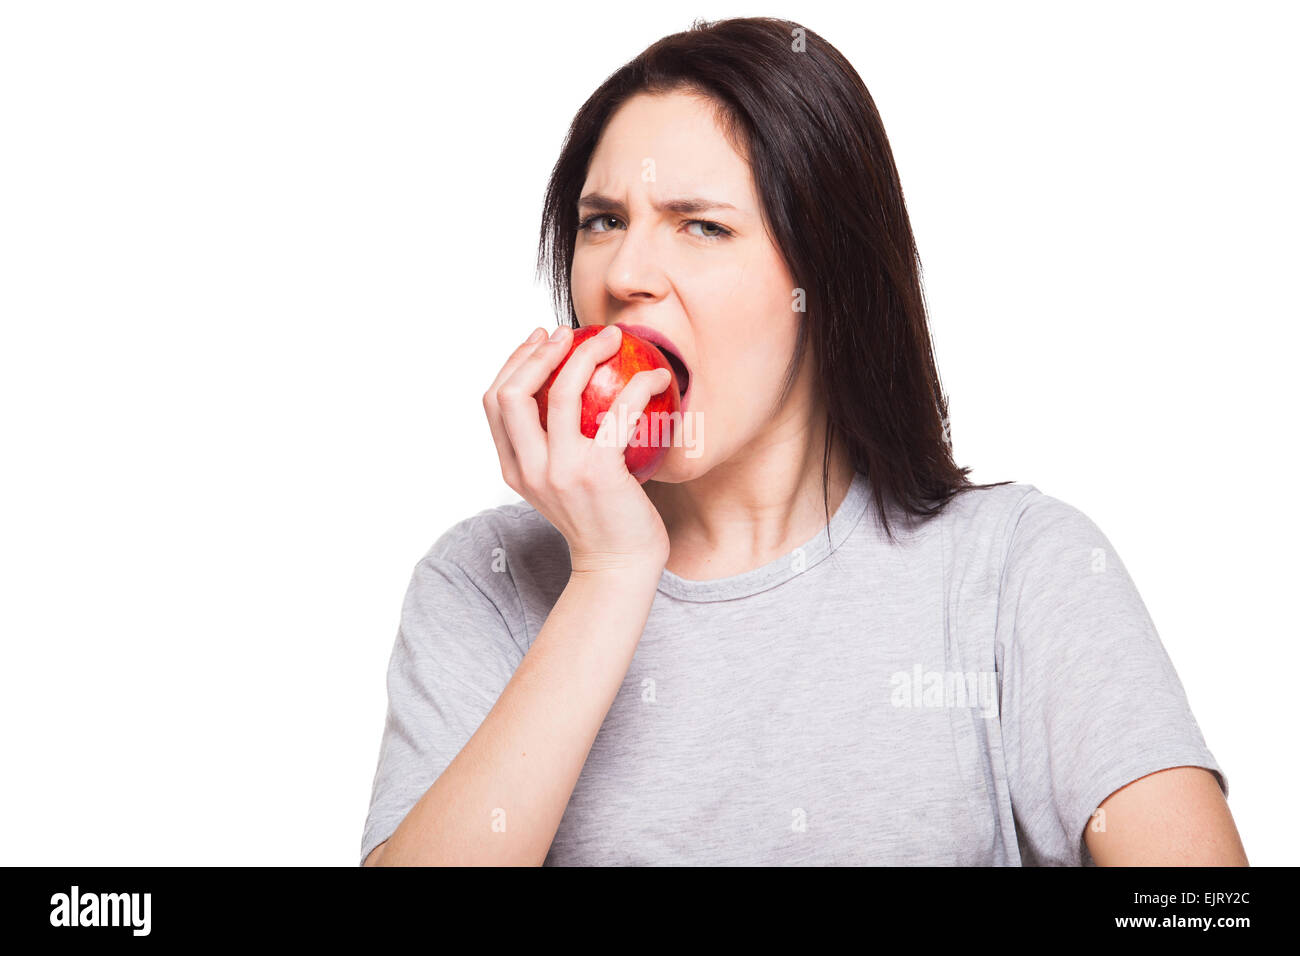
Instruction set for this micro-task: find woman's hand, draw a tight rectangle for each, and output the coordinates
[483,324,674,575]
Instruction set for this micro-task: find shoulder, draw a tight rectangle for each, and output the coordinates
[400,499,564,654]
[938,481,1107,561]
[990,484,1153,647]
[938,480,1040,534]
[927,482,1120,608]
[925,480,1039,571]
[998,486,1118,582]
[423,498,558,568]
[415,497,568,608]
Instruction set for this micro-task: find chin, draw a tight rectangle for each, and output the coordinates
[644,452,709,484]
[637,404,708,482]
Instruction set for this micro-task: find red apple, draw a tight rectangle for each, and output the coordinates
[534,326,681,481]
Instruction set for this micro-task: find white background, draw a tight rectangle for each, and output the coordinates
[1,0,1294,865]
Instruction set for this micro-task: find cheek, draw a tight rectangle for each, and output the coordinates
[719,244,796,328]
[569,266,588,306]
[570,252,603,310]
[683,254,789,337]
[687,255,798,400]
[700,329,798,435]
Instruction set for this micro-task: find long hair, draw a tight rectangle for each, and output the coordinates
[537,16,1013,543]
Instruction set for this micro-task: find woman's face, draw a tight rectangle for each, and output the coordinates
[571,90,807,482]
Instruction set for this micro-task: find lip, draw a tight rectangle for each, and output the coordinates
[612,323,692,409]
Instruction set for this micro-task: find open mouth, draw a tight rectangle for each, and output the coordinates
[611,323,692,403]
[656,345,691,399]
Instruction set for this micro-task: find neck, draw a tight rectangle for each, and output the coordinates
[646,414,857,582]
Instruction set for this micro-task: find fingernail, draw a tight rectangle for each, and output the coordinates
[526,328,545,344]
[600,325,620,338]
[550,326,569,342]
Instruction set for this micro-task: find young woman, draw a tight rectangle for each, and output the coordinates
[361,17,1247,866]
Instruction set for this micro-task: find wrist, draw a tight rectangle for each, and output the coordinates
[568,552,667,582]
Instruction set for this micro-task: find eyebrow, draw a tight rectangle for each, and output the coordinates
[577,192,739,216]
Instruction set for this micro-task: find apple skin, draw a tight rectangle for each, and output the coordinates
[534,325,681,481]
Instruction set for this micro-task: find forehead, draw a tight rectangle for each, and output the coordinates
[583,91,753,198]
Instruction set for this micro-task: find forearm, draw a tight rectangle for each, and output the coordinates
[371,562,662,866]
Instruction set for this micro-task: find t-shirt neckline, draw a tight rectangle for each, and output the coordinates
[655,470,873,603]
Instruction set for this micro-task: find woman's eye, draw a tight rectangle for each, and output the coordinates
[579,214,623,233]
[577,215,731,241]
[685,220,732,241]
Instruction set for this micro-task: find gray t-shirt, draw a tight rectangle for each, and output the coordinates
[360,471,1227,866]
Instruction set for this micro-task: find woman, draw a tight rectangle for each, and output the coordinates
[361,17,1246,866]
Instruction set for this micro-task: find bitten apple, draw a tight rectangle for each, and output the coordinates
[534,325,681,481]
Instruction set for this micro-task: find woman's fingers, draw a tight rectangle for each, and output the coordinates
[483,327,549,486]
[496,325,577,486]
[487,327,549,395]
[545,325,625,460]
[593,367,675,461]
[487,324,674,493]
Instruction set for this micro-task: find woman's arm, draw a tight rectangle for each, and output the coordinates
[363,325,673,866]
[1084,766,1248,865]
[365,559,663,866]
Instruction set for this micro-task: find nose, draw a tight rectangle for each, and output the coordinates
[604,222,670,304]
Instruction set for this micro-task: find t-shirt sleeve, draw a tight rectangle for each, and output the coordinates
[359,518,526,866]
[994,488,1228,867]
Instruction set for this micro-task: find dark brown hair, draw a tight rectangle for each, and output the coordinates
[536,16,1013,543]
